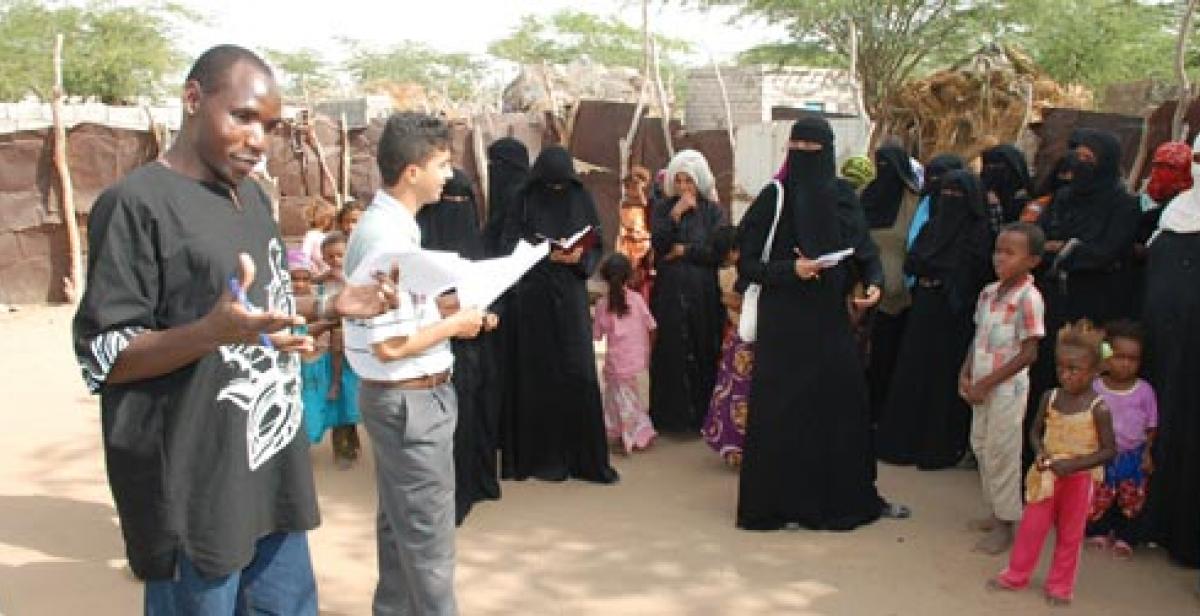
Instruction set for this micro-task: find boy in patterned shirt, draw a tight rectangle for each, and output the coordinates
[960,222,1047,555]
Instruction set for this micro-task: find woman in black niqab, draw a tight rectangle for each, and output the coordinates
[1026,128,1141,464]
[863,144,923,424]
[416,169,501,525]
[862,145,920,229]
[981,144,1033,230]
[876,170,995,469]
[483,137,530,257]
[499,146,618,484]
[736,115,907,531]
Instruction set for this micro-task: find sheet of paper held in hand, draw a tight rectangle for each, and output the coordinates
[350,239,549,309]
[815,247,854,268]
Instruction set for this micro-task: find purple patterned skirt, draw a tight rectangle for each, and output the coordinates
[702,326,755,467]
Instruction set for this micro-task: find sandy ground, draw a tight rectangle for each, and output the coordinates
[1,305,1197,616]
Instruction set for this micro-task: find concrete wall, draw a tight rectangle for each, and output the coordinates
[686,66,860,131]
[0,101,182,134]
[686,67,765,131]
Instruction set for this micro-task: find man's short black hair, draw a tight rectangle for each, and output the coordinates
[377,112,451,187]
[185,44,273,94]
[1000,221,1045,257]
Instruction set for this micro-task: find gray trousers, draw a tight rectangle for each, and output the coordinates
[360,382,458,616]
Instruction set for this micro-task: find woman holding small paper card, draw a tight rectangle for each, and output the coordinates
[736,115,908,531]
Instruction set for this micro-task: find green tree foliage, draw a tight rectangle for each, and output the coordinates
[969,0,1177,88]
[0,0,191,103]
[702,0,1180,117]
[699,0,970,118]
[264,47,336,99]
[341,39,488,102]
[488,9,693,69]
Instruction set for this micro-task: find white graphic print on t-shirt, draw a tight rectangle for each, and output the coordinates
[217,238,303,470]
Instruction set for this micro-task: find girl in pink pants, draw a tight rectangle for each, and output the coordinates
[990,320,1116,605]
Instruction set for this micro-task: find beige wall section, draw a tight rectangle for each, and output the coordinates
[686,66,859,132]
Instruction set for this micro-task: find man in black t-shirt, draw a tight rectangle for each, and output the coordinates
[73,45,324,614]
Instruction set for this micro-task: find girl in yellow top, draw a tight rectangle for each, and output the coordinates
[990,320,1116,605]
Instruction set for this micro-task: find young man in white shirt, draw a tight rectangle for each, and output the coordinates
[343,112,489,616]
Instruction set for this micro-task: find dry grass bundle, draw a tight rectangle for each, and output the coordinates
[881,45,1093,162]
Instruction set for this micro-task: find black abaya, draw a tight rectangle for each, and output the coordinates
[1028,129,1141,463]
[1144,230,1200,566]
[499,147,617,483]
[736,117,888,531]
[648,195,725,433]
[876,171,994,469]
[863,148,922,422]
[416,170,501,525]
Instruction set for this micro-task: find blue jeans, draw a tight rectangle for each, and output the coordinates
[144,532,317,615]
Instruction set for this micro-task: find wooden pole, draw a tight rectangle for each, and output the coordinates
[708,52,736,150]
[51,33,83,304]
[649,33,675,159]
[1171,0,1198,142]
[1128,116,1152,189]
[539,61,569,144]
[339,112,351,204]
[472,116,489,219]
[305,117,342,206]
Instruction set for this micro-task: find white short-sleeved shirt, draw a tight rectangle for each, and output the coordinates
[342,190,454,381]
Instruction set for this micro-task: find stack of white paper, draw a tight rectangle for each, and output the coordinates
[815,247,855,268]
[350,240,550,309]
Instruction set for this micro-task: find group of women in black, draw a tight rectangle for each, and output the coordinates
[861,126,1200,570]
[422,119,1200,572]
[428,137,733,523]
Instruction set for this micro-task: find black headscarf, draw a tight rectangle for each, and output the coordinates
[981,144,1033,222]
[921,154,966,218]
[484,137,530,256]
[907,169,994,313]
[417,168,483,259]
[1037,151,1077,199]
[515,146,597,242]
[862,144,919,228]
[909,169,988,270]
[785,115,842,257]
[1047,129,1129,242]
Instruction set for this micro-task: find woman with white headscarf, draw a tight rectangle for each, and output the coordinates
[1143,133,1200,567]
[649,150,728,434]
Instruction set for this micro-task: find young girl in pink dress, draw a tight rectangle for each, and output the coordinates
[593,253,658,454]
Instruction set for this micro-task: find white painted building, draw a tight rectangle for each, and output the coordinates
[730,119,872,223]
[686,65,860,131]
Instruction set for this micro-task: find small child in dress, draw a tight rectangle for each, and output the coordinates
[1086,319,1158,559]
[960,222,1046,555]
[302,197,337,275]
[701,226,754,467]
[593,252,658,454]
[989,319,1117,606]
[319,232,362,468]
[288,249,339,446]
